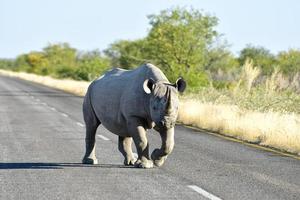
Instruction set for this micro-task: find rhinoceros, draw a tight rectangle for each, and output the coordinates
[82,63,186,168]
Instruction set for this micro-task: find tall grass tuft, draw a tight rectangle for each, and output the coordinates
[235,59,261,93]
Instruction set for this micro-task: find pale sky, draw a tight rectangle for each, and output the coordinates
[0,0,299,58]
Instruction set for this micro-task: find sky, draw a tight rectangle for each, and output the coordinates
[0,0,299,58]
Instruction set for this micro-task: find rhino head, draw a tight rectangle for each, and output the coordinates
[143,77,186,129]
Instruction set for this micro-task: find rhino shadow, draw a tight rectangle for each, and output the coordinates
[0,162,134,170]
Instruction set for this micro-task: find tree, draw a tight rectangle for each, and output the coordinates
[3,42,111,80]
[26,51,49,74]
[105,7,220,88]
[42,42,77,75]
[15,54,31,72]
[205,46,239,73]
[238,45,276,74]
[75,50,110,81]
[0,59,15,70]
[145,7,219,87]
[277,49,300,74]
[104,39,147,69]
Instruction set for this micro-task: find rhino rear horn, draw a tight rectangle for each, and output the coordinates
[143,78,155,94]
[175,77,186,93]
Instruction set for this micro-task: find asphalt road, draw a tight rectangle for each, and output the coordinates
[0,75,300,200]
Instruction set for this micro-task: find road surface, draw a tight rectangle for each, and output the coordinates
[0,75,299,200]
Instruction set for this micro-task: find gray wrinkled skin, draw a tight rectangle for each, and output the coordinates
[82,63,186,168]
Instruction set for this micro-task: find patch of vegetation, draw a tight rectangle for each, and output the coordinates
[183,61,300,114]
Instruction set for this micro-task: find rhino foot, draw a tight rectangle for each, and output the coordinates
[134,159,153,169]
[151,149,167,167]
[82,157,98,165]
[153,156,167,167]
[124,157,137,166]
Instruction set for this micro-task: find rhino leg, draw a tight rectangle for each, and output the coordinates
[118,136,136,166]
[82,92,100,165]
[82,123,99,164]
[151,127,174,167]
[128,118,153,169]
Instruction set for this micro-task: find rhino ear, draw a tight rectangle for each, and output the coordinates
[143,78,155,94]
[175,77,186,93]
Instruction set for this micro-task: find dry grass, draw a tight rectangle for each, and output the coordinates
[178,99,300,155]
[237,59,261,93]
[0,69,90,96]
[265,69,300,93]
[1,69,300,155]
[178,61,300,155]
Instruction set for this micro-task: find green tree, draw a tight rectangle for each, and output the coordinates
[205,46,239,73]
[0,59,15,70]
[105,7,220,89]
[238,45,276,74]
[145,7,219,87]
[42,42,77,75]
[277,49,300,74]
[104,39,147,69]
[15,54,31,72]
[26,51,49,74]
[75,50,110,80]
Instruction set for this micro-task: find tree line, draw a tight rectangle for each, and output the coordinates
[0,7,299,90]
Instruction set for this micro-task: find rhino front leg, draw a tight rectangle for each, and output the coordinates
[128,118,153,169]
[151,127,174,167]
[118,136,137,166]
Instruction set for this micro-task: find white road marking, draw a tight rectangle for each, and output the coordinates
[50,107,57,111]
[187,185,222,200]
[61,113,69,117]
[97,134,110,141]
[40,102,47,106]
[36,98,40,102]
[30,96,35,99]
[76,122,85,127]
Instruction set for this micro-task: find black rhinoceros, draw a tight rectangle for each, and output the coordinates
[82,63,186,168]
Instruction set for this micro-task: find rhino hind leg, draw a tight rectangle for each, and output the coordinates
[82,94,100,164]
[82,120,100,164]
[82,122,99,164]
[118,136,137,166]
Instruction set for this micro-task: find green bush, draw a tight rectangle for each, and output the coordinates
[55,66,77,79]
